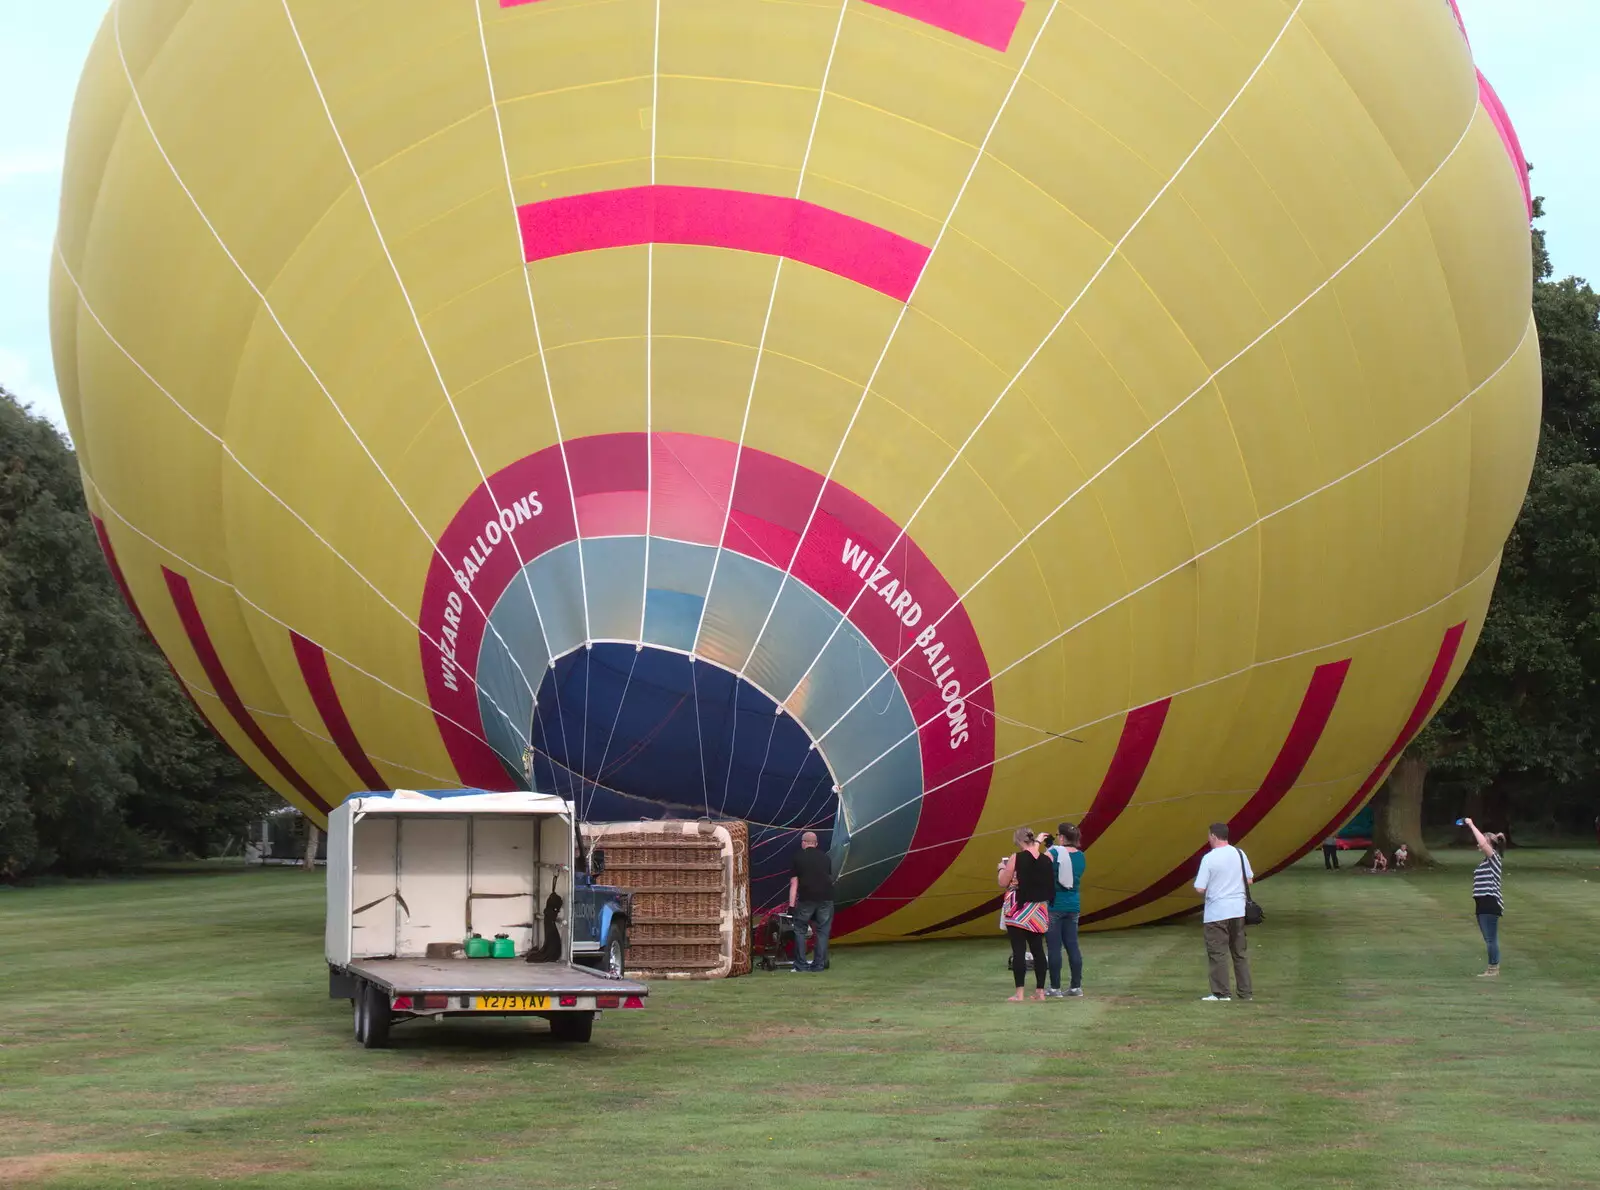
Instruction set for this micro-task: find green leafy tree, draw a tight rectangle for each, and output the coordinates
[1374,196,1600,861]
[0,388,274,877]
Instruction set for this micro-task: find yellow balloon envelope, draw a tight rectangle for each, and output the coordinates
[53,0,1539,936]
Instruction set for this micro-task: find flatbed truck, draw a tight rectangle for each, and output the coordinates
[325,789,648,1047]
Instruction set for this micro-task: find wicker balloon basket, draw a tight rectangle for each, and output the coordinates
[582,819,751,979]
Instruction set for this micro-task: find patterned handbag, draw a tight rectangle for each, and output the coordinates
[1001,890,1051,933]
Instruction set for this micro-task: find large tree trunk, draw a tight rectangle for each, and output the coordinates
[1359,756,1434,868]
[302,821,321,871]
[1377,756,1433,865]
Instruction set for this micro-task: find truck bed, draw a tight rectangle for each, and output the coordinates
[346,958,648,998]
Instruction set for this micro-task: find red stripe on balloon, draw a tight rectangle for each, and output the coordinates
[1263,623,1467,878]
[290,633,388,793]
[498,0,1025,52]
[92,515,211,722]
[907,697,1172,936]
[1081,658,1351,925]
[92,515,154,639]
[162,568,332,815]
[861,0,1025,51]
[518,186,930,302]
[1078,698,1171,848]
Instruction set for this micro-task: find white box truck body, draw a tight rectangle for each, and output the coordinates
[326,789,647,1046]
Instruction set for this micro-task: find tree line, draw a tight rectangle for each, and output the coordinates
[2,204,1596,878]
[0,390,275,877]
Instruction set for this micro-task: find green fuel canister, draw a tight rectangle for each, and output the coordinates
[465,933,491,958]
[491,933,515,959]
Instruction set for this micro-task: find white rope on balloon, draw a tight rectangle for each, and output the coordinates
[733,0,1073,684]
[83,477,545,782]
[777,0,1314,720]
[808,97,1499,756]
[838,546,1505,860]
[471,0,594,650]
[103,2,550,758]
[690,0,854,658]
[285,0,583,783]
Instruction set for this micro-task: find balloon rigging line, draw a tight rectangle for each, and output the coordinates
[733,0,1064,683]
[589,646,642,810]
[825,310,1529,790]
[182,681,457,787]
[282,0,580,783]
[690,0,852,656]
[782,0,1310,716]
[83,477,546,788]
[761,733,833,837]
[58,253,546,765]
[809,98,1492,755]
[836,766,1376,904]
[105,2,549,750]
[836,549,1501,866]
[690,659,711,814]
[639,0,662,641]
[716,678,741,818]
[474,0,593,646]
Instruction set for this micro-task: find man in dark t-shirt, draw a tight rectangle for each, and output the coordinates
[788,832,834,973]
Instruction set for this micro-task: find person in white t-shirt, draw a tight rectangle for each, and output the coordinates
[1193,823,1254,1002]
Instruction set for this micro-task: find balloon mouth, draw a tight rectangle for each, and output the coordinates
[419,431,996,934]
[524,641,843,911]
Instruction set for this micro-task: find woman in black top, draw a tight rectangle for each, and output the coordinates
[998,827,1053,1001]
[1464,817,1505,977]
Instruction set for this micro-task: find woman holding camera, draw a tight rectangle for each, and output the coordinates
[1463,817,1506,977]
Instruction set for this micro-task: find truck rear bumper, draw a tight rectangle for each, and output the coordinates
[333,958,648,1005]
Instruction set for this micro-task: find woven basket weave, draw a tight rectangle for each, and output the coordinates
[582,820,751,979]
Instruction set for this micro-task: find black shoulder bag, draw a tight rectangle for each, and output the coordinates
[1240,851,1264,925]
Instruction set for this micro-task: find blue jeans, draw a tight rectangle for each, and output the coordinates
[1477,913,1500,965]
[1047,909,1082,990]
[791,901,833,970]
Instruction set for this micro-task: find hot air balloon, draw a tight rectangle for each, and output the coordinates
[53,0,1538,937]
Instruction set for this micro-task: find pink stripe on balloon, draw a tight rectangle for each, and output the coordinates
[861,0,1025,51]
[1264,623,1467,878]
[500,0,1024,51]
[908,696,1172,937]
[162,568,333,815]
[519,186,930,302]
[1081,659,1351,925]
[1078,698,1172,848]
[1477,71,1532,219]
[291,633,388,793]
[1444,0,1468,42]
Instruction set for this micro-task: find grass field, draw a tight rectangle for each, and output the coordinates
[2,850,1597,1189]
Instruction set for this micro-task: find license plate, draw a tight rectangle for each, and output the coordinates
[475,995,549,1011]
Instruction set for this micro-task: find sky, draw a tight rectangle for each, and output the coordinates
[1,0,1596,434]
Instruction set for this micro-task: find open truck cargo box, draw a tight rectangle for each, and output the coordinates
[326,790,647,1047]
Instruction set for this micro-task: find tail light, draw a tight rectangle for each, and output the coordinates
[421,995,450,1010]
[558,995,577,1007]
[596,995,619,1009]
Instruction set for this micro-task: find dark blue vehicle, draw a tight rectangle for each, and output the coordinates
[570,832,633,978]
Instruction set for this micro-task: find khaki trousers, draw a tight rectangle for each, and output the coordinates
[1204,918,1252,997]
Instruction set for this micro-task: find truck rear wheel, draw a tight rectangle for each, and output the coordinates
[358,983,391,1049]
[548,1011,594,1043]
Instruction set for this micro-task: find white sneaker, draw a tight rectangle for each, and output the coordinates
[1200,994,1231,1001]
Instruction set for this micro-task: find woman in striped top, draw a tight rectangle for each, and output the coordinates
[1464,817,1506,977]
